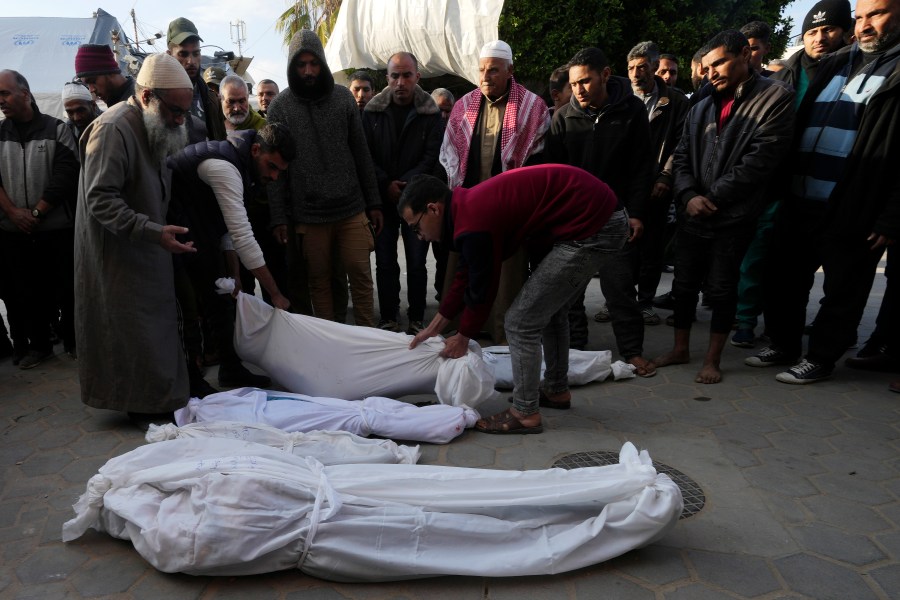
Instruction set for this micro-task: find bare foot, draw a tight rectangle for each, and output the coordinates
[627,355,658,377]
[695,362,722,384]
[652,349,690,368]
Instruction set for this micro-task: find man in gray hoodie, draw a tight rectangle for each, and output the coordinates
[267,30,382,326]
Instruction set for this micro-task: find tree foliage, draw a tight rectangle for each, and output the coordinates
[499,0,794,94]
[275,0,342,48]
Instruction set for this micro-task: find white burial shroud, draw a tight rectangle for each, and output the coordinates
[146,420,422,465]
[175,387,479,445]
[223,279,497,408]
[482,346,637,388]
[62,439,683,581]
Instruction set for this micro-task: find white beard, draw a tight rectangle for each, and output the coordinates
[143,100,188,163]
[226,111,248,125]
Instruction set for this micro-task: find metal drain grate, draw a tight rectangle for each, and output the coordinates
[552,451,705,519]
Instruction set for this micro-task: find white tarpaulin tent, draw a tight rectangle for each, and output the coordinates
[174,387,479,445]
[324,0,504,84]
[62,439,683,580]
[0,9,128,120]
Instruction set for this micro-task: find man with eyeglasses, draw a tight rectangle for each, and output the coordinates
[167,17,226,141]
[401,165,623,434]
[362,52,444,335]
[75,54,197,429]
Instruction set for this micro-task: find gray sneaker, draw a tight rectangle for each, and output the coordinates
[641,308,661,325]
[593,304,610,322]
[406,320,425,335]
[378,319,402,333]
[745,346,796,367]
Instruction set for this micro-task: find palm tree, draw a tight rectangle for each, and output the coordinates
[275,1,342,48]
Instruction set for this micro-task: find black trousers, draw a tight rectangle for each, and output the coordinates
[671,228,753,334]
[0,228,74,353]
[762,200,884,367]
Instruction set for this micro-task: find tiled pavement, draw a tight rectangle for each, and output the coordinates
[1,269,898,599]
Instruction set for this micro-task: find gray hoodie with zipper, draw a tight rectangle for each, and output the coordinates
[266,29,380,226]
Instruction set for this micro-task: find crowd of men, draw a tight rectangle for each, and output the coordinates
[0,0,897,432]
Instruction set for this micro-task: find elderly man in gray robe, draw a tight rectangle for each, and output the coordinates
[75,53,197,429]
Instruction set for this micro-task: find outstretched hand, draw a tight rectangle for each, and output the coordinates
[159,225,197,254]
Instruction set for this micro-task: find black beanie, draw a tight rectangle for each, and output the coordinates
[803,0,853,34]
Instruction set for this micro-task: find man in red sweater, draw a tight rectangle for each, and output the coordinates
[402,164,625,433]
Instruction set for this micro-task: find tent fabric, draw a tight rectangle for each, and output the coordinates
[324,0,504,84]
[146,420,421,464]
[482,346,637,389]
[0,10,128,120]
[62,439,683,580]
[225,279,498,407]
[174,387,479,445]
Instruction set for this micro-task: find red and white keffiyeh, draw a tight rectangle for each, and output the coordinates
[440,78,550,188]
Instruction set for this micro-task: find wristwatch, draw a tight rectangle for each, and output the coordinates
[31,208,42,219]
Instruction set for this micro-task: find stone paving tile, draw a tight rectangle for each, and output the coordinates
[662,582,741,599]
[570,568,655,599]
[16,451,75,478]
[810,472,896,505]
[801,495,892,533]
[789,524,886,566]
[773,553,881,599]
[816,452,898,482]
[129,571,210,600]
[868,561,900,598]
[69,551,149,596]
[742,463,821,498]
[606,545,690,586]
[14,545,88,585]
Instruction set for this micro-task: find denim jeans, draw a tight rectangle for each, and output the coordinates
[507,210,629,416]
[568,211,645,357]
[375,206,430,322]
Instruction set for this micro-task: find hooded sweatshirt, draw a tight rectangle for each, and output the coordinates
[266,30,380,225]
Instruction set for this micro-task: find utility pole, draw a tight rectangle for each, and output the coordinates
[230,19,246,56]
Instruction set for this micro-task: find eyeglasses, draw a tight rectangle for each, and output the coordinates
[409,211,425,235]
[152,90,190,118]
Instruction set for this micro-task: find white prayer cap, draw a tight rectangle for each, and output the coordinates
[479,40,513,63]
[136,53,192,90]
[62,82,93,104]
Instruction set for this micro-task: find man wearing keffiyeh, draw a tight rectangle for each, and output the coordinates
[437,40,550,345]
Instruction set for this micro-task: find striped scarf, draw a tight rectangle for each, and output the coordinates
[439,77,549,188]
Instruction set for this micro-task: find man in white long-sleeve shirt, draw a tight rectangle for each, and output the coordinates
[167,123,294,390]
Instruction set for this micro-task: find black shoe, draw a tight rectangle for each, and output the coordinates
[844,344,900,372]
[218,364,271,389]
[11,346,26,366]
[190,377,219,398]
[776,359,833,384]
[19,349,53,370]
[652,291,675,310]
[745,346,797,368]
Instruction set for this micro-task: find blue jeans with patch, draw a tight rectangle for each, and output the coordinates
[506,210,629,416]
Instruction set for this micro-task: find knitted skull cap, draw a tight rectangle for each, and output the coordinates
[75,44,119,78]
[136,53,193,89]
[479,40,513,63]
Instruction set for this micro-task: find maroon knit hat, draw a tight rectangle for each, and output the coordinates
[75,44,120,78]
